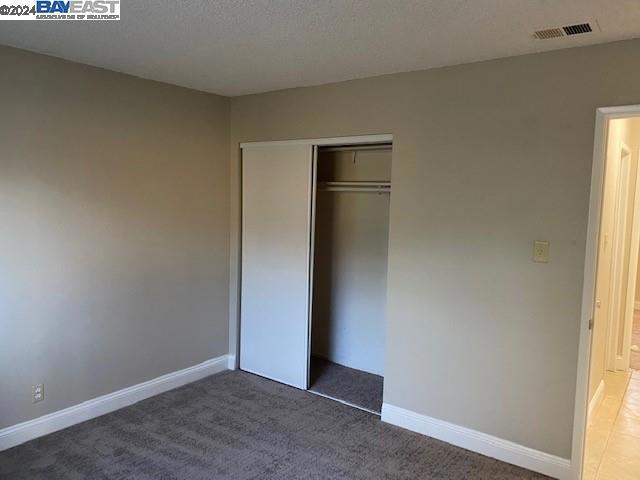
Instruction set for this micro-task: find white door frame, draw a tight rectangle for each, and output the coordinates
[605,141,637,371]
[239,134,393,148]
[621,148,640,370]
[571,105,640,480]
[605,141,633,371]
[306,145,318,387]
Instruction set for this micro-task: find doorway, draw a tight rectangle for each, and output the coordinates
[574,109,640,480]
[307,144,391,414]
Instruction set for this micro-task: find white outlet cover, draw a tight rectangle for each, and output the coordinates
[32,384,44,403]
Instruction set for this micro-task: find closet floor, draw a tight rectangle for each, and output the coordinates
[309,356,383,414]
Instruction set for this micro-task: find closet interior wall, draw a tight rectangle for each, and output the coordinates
[311,145,391,376]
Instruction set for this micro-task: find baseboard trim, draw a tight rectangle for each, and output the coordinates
[227,354,237,370]
[588,379,605,419]
[0,354,230,452]
[381,403,571,480]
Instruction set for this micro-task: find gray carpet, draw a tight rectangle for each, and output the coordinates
[309,357,383,413]
[0,370,549,480]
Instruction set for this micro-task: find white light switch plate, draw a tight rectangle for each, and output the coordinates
[533,240,550,263]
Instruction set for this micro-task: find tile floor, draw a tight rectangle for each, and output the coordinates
[584,370,640,480]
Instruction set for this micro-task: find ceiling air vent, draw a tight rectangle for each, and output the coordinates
[563,23,593,36]
[533,28,564,40]
[534,22,595,40]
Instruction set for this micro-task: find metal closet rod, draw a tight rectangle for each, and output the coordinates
[317,181,391,194]
[320,187,390,194]
[319,143,392,153]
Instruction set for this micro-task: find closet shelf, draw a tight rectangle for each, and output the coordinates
[318,181,391,194]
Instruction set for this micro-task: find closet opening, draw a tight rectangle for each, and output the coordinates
[308,143,392,415]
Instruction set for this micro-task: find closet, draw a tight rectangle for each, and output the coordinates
[309,145,390,413]
[239,136,391,414]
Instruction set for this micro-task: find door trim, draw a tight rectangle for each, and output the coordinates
[606,142,632,371]
[306,146,318,389]
[621,149,640,370]
[240,134,393,148]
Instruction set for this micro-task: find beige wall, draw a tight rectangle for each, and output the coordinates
[588,118,640,402]
[229,39,640,459]
[0,46,230,429]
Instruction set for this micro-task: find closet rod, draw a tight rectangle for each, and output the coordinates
[317,181,391,194]
[320,181,391,187]
[320,144,391,153]
[320,187,390,194]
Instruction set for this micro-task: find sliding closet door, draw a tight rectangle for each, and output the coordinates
[240,144,314,389]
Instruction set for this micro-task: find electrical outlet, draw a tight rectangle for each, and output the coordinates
[533,240,550,263]
[32,384,44,403]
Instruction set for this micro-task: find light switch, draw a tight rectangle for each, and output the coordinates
[533,240,550,263]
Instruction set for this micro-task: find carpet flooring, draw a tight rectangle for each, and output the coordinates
[309,357,383,413]
[0,370,549,480]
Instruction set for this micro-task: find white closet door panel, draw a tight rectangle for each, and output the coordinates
[240,144,313,389]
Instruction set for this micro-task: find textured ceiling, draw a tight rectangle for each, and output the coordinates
[0,0,639,96]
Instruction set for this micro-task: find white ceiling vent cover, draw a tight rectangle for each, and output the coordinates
[534,22,596,40]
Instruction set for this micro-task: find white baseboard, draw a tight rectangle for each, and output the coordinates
[588,379,605,419]
[0,354,230,452]
[381,403,571,480]
[227,354,237,370]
